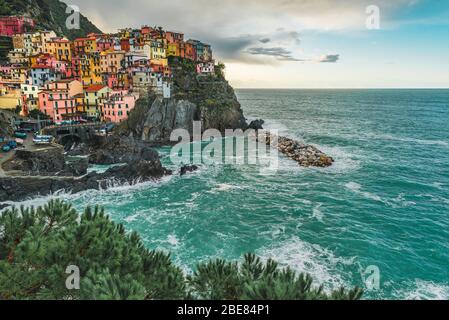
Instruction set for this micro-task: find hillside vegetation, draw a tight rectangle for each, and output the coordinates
[0,200,364,300]
[0,0,102,39]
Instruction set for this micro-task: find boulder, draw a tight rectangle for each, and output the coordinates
[248,119,265,131]
[259,132,334,168]
[180,164,199,176]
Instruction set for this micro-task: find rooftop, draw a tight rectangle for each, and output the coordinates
[85,84,107,93]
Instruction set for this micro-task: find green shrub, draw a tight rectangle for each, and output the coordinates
[0,200,363,300]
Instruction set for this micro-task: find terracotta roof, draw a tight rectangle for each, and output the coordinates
[32,65,50,69]
[85,84,107,93]
[74,37,96,42]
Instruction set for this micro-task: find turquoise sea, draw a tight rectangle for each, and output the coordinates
[17,89,449,299]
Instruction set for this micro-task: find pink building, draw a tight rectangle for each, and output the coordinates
[34,54,72,79]
[102,90,139,123]
[97,37,114,52]
[0,16,35,36]
[38,80,83,121]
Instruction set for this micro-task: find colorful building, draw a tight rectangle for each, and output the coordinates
[73,37,97,56]
[7,48,28,64]
[30,65,60,87]
[165,31,184,44]
[44,38,72,62]
[102,90,139,123]
[197,61,215,74]
[84,84,111,119]
[184,42,196,61]
[38,80,83,121]
[100,50,125,73]
[0,16,35,36]
[81,52,102,86]
[21,82,40,111]
[0,86,21,109]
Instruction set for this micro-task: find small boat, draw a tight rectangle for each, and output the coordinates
[33,135,54,145]
[14,132,27,139]
[2,145,11,152]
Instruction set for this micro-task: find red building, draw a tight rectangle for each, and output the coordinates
[166,31,184,44]
[0,16,35,36]
[184,42,196,61]
[120,38,130,52]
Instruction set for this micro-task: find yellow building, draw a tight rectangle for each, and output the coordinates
[150,40,166,58]
[84,85,111,119]
[74,37,97,55]
[81,52,102,86]
[167,43,180,57]
[45,38,72,62]
[0,87,22,110]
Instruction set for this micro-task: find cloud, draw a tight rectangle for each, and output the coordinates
[317,54,340,63]
[63,0,416,65]
[66,0,418,34]
[200,30,303,63]
[246,47,303,62]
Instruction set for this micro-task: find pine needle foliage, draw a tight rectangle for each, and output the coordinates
[0,200,363,300]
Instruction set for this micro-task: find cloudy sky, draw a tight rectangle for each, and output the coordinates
[63,0,449,88]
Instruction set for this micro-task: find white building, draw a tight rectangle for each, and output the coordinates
[20,82,40,110]
[197,61,215,74]
[163,82,171,99]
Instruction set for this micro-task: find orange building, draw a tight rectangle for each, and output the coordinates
[166,31,184,44]
[184,42,196,61]
[73,37,97,56]
[100,50,125,73]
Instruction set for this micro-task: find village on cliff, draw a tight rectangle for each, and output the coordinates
[0,16,217,124]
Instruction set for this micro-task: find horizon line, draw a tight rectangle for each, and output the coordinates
[233,87,449,90]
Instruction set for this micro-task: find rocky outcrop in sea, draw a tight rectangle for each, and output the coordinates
[259,132,334,168]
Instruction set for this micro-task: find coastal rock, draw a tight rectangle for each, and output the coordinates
[0,159,170,203]
[248,119,265,131]
[106,160,171,181]
[68,135,160,165]
[259,132,334,168]
[3,146,90,177]
[139,98,198,143]
[58,157,89,176]
[3,147,66,174]
[116,61,248,144]
[180,164,199,176]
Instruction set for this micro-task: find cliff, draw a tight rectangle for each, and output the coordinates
[0,0,102,39]
[0,110,16,137]
[117,60,248,144]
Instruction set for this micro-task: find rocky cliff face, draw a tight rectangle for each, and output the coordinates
[117,61,248,144]
[0,110,16,138]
